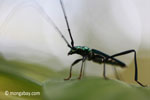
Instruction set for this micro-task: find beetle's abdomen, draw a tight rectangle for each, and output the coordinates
[88,53,126,67]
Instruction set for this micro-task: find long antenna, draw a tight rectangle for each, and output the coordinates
[34,0,72,48]
[60,0,74,47]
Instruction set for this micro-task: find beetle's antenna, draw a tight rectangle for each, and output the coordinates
[34,0,72,48]
[60,0,74,47]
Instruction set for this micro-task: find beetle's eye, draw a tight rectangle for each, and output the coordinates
[71,49,75,52]
[71,48,76,52]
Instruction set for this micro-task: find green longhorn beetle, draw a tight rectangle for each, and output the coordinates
[45,0,146,87]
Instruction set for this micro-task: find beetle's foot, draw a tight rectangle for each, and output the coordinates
[104,77,109,80]
[64,77,71,80]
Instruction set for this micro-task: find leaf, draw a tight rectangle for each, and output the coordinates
[0,55,150,100]
[0,55,56,100]
[43,77,150,100]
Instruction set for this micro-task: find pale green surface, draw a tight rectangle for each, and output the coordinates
[0,55,150,100]
[0,55,54,100]
[43,78,150,100]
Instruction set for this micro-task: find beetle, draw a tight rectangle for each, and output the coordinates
[58,0,146,87]
[37,0,145,87]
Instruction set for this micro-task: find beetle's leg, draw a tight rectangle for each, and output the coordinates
[112,67,120,80]
[104,58,120,80]
[103,62,109,79]
[64,58,82,80]
[82,60,86,78]
[111,50,146,87]
[78,57,86,80]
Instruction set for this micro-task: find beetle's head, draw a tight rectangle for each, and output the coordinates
[68,46,78,55]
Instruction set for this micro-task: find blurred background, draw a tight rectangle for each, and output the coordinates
[0,0,149,86]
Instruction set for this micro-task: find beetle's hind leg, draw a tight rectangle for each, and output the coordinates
[112,66,121,80]
[111,50,146,87]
